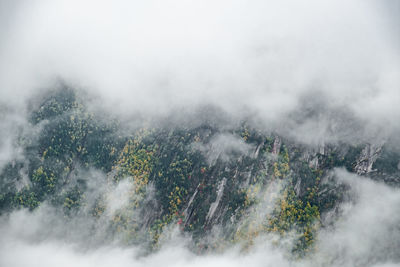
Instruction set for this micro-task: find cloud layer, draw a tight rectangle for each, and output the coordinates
[1,169,400,267]
[0,0,399,143]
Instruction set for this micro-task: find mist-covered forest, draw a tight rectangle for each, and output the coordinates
[0,1,399,267]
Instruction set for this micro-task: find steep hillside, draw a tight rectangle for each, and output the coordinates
[1,88,399,262]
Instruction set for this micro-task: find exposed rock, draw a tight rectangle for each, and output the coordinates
[355,144,382,175]
[309,157,319,169]
[205,178,227,226]
[183,184,199,225]
[294,178,301,196]
[254,142,263,158]
[272,136,281,155]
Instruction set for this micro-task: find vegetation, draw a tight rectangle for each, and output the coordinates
[0,87,396,256]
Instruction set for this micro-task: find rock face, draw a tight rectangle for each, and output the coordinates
[272,136,281,155]
[205,177,227,226]
[183,184,199,225]
[355,144,382,175]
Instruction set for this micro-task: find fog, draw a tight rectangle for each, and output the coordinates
[0,0,399,142]
[0,0,399,266]
[1,169,399,267]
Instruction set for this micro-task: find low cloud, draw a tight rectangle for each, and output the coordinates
[1,169,400,266]
[193,133,255,165]
[0,0,398,143]
[311,169,400,266]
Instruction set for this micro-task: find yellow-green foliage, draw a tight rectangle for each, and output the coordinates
[165,159,191,213]
[241,126,250,141]
[63,196,80,210]
[169,186,185,215]
[92,198,106,218]
[13,191,39,210]
[114,136,155,195]
[267,187,320,252]
[107,131,157,245]
[32,166,56,194]
[273,146,290,179]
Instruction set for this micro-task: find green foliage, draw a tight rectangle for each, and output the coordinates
[267,186,320,254]
[13,190,40,210]
[373,145,400,174]
[273,145,290,179]
[0,87,125,215]
[150,129,196,214]
[237,123,265,144]
[31,87,76,124]
[342,145,363,172]
[37,97,122,171]
[32,166,56,195]
[62,187,83,214]
[114,135,156,196]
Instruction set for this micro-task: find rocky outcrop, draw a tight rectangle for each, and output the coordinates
[272,136,281,155]
[183,184,199,225]
[355,144,382,175]
[205,178,227,226]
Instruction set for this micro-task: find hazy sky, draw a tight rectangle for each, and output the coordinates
[0,0,398,147]
[0,1,398,122]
